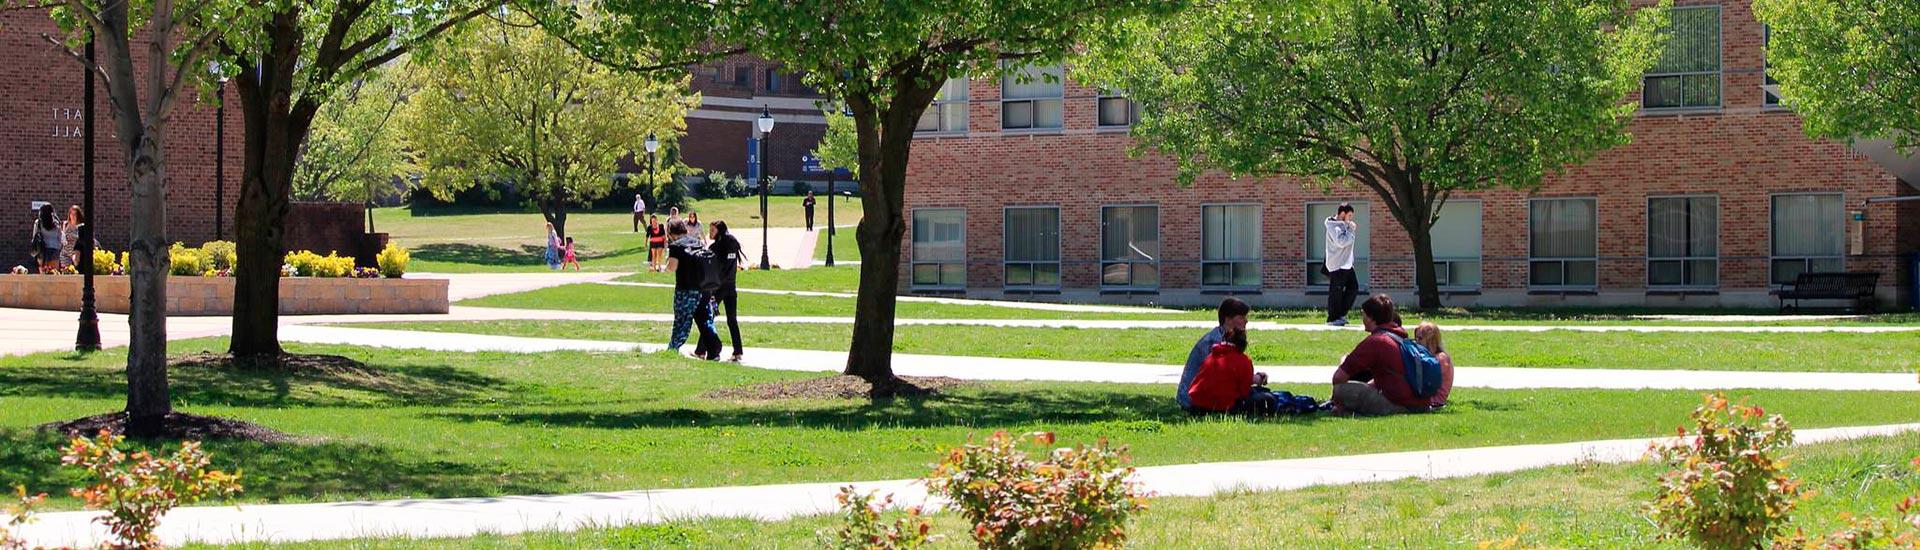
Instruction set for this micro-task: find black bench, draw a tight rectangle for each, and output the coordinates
[1773,272,1880,313]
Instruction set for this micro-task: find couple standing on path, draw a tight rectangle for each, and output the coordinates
[665,218,747,362]
[1178,295,1455,417]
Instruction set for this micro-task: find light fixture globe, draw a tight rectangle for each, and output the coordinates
[757,105,775,134]
[643,132,659,154]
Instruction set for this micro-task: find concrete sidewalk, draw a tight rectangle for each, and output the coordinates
[276,326,1920,392]
[594,281,1184,314]
[15,422,1918,548]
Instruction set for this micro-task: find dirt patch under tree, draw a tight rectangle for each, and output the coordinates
[704,375,970,401]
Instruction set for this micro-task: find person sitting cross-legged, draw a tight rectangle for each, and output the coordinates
[1329,294,1431,416]
[1185,328,1274,414]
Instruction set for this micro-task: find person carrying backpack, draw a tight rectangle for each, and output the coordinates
[665,221,722,359]
[1329,294,1442,415]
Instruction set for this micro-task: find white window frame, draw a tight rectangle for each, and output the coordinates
[1526,197,1600,291]
[1003,206,1062,291]
[1642,5,1723,112]
[1000,63,1064,131]
[1099,204,1160,291]
[1768,192,1847,286]
[1305,201,1369,291]
[1646,194,1720,290]
[910,208,967,291]
[1096,89,1140,128]
[1200,203,1263,291]
[916,78,970,135]
[1430,199,1483,291]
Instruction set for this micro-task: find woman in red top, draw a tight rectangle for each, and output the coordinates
[1186,330,1257,413]
[645,215,667,272]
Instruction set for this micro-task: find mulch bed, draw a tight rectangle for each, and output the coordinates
[704,375,970,401]
[172,352,375,377]
[41,411,294,443]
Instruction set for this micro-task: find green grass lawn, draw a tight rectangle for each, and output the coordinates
[457,283,1187,320]
[223,432,1920,549]
[354,320,1920,373]
[815,226,860,262]
[373,197,862,273]
[6,340,1919,512]
[615,265,865,294]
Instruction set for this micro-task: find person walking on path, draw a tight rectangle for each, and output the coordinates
[665,222,721,355]
[686,212,705,245]
[1324,203,1359,326]
[561,237,582,270]
[29,204,62,274]
[707,221,746,361]
[1329,294,1428,416]
[1176,297,1251,411]
[543,222,562,270]
[665,207,682,234]
[803,191,817,231]
[632,194,648,232]
[646,215,667,272]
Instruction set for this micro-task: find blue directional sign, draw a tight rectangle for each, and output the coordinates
[746,137,760,184]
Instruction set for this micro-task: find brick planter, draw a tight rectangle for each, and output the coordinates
[0,274,448,316]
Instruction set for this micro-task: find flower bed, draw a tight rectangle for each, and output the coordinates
[0,274,448,316]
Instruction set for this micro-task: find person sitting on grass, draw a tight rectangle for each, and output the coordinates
[1413,321,1455,410]
[1177,297,1251,411]
[1329,294,1430,416]
[1185,328,1275,414]
[561,236,581,271]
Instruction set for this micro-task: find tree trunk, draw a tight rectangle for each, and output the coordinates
[228,13,316,360]
[1409,220,1442,311]
[539,195,569,240]
[123,128,172,438]
[841,75,942,393]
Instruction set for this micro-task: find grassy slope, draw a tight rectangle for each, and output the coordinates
[218,432,1920,549]
[6,340,1919,511]
[361,320,1920,373]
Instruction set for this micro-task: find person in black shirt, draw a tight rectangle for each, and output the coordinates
[664,222,721,358]
[802,191,817,231]
[706,221,747,361]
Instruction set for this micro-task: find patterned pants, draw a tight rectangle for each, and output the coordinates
[669,290,719,351]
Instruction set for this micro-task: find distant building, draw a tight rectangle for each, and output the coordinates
[636,54,832,193]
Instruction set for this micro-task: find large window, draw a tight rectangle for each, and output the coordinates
[732,66,750,87]
[1100,206,1159,290]
[765,68,782,93]
[916,78,969,134]
[1529,198,1598,289]
[1644,6,1721,110]
[1763,25,1781,106]
[1430,200,1483,288]
[911,209,966,289]
[1306,202,1369,288]
[1648,196,1719,288]
[1001,64,1064,130]
[1004,207,1061,290]
[1202,204,1262,289]
[1097,89,1139,127]
[1770,194,1845,285]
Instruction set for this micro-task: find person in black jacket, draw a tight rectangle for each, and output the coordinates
[802,191,817,231]
[707,221,747,361]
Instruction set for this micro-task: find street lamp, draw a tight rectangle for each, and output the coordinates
[212,61,228,241]
[757,105,774,270]
[826,106,850,267]
[643,132,659,214]
[76,33,99,352]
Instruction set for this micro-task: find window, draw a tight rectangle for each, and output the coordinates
[732,67,750,87]
[1097,89,1139,127]
[1202,204,1262,289]
[765,68,782,93]
[911,209,966,289]
[1648,196,1719,288]
[1770,194,1844,285]
[1306,202,1369,288]
[1529,198,1598,288]
[1430,201,1483,288]
[1100,206,1159,290]
[916,78,969,134]
[1763,25,1781,106]
[1004,207,1061,290]
[1001,64,1063,130]
[1643,6,1721,110]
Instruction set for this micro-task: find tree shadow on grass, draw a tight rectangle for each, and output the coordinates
[0,360,520,409]
[411,243,547,267]
[0,429,565,505]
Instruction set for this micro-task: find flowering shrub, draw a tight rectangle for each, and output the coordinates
[1647,394,1803,550]
[282,251,355,278]
[62,430,243,549]
[926,431,1149,550]
[90,249,119,276]
[375,244,409,278]
[1,486,50,550]
[352,267,382,279]
[824,487,938,550]
[167,244,205,276]
[197,241,236,272]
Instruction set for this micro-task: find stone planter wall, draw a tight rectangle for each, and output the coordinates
[0,275,448,316]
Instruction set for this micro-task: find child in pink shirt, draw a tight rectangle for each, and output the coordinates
[562,237,582,270]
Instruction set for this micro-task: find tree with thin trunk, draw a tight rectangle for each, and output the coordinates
[215,0,501,362]
[293,63,412,210]
[591,0,1180,394]
[1754,0,1920,154]
[20,0,228,436]
[1079,0,1668,310]
[402,15,695,241]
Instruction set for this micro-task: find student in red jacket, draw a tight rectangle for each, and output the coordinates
[1330,294,1430,415]
[1186,329,1268,413]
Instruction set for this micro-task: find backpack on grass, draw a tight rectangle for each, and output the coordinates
[1381,331,1444,398]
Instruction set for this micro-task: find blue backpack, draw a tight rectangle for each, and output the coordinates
[1381,331,1445,398]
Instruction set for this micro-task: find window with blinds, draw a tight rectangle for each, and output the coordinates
[1643,6,1721,110]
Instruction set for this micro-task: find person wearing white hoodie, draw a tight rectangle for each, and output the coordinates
[1324,203,1359,326]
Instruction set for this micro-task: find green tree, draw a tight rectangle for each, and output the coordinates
[1754,0,1920,153]
[591,0,1178,391]
[402,16,694,240]
[812,108,859,179]
[1080,0,1667,309]
[293,64,413,217]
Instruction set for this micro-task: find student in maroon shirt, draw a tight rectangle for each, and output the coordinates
[1330,294,1429,415]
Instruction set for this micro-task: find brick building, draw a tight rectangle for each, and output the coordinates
[900,0,1919,310]
[665,54,831,192]
[1,10,242,270]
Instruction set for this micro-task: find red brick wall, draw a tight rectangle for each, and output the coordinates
[681,54,829,185]
[900,0,1913,308]
[1,10,241,269]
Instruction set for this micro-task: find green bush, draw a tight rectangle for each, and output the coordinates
[792,180,814,196]
[62,430,244,548]
[926,431,1149,550]
[376,244,410,278]
[199,240,237,271]
[824,487,937,550]
[696,174,728,199]
[90,249,118,276]
[169,243,207,276]
[1646,394,1803,550]
[724,174,750,198]
[283,250,354,277]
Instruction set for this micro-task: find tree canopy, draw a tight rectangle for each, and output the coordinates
[1754,0,1920,153]
[812,108,858,179]
[294,63,412,205]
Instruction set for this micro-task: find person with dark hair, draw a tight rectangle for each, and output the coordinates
[706,220,747,361]
[1186,326,1274,414]
[30,204,61,273]
[1324,203,1359,326]
[60,205,82,269]
[645,214,667,272]
[1330,294,1427,415]
[802,191,817,231]
[1176,297,1252,411]
[664,221,721,358]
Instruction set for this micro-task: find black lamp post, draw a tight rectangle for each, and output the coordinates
[826,106,850,267]
[643,132,659,209]
[76,33,99,352]
[756,105,775,270]
[213,63,227,241]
